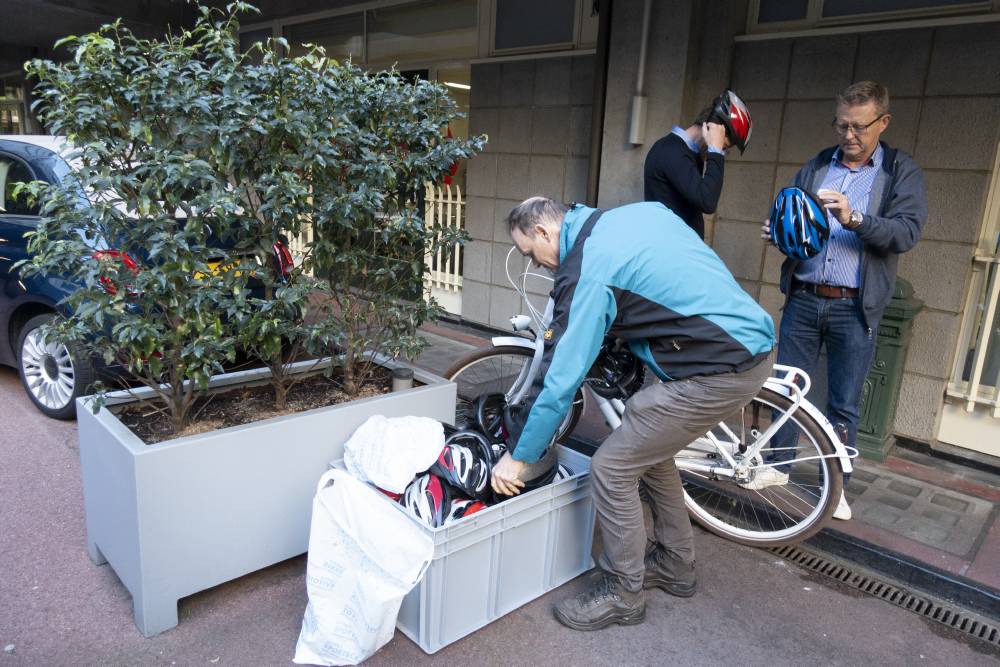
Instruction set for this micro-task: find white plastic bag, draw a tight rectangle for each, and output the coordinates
[342,415,444,493]
[293,469,434,666]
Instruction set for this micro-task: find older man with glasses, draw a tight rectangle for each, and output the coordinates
[759,81,927,520]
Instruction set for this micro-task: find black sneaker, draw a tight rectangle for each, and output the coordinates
[643,543,697,597]
[553,571,646,631]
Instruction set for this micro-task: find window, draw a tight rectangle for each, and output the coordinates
[368,0,477,64]
[749,0,994,32]
[284,13,364,62]
[494,0,577,52]
[0,156,40,216]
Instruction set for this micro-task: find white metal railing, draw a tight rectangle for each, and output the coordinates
[286,221,313,275]
[947,140,1000,417]
[282,183,466,294]
[948,248,1000,416]
[423,181,464,293]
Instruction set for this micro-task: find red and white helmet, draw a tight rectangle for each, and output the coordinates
[444,498,488,525]
[400,473,453,528]
[712,90,752,154]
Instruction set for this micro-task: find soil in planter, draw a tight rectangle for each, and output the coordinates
[115,367,399,444]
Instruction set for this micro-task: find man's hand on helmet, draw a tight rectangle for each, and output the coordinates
[491,451,526,497]
[702,121,727,151]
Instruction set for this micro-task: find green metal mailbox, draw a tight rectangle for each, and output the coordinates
[856,277,924,461]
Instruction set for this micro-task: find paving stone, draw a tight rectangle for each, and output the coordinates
[876,494,913,512]
[849,465,992,557]
[930,493,969,513]
[851,468,879,484]
[921,508,959,528]
[862,504,902,529]
[887,480,921,498]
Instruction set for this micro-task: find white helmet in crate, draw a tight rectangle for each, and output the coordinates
[444,498,488,525]
[400,473,453,528]
[430,430,494,501]
[553,463,574,481]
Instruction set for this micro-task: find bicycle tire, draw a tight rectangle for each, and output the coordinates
[678,386,844,547]
[444,345,585,443]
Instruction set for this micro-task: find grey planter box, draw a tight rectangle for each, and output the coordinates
[77,358,455,638]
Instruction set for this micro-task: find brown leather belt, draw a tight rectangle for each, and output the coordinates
[794,280,859,299]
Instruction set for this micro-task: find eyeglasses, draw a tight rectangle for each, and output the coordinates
[831,115,885,136]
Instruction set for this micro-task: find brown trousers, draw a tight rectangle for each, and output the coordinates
[591,352,773,592]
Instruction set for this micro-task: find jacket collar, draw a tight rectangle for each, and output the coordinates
[560,204,597,263]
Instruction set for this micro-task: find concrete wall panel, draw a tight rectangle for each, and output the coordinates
[893,373,947,440]
[465,196,495,241]
[713,219,765,281]
[489,285,521,328]
[565,157,590,204]
[496,154,531,199]
[730,100,783,164]
[731,40,792,100]
[499,61,535,107]
[470,107,499,153]
[528,156,567,200]
[905,310,962,380]
[462,240,492,283]
[531,107,570,156]
[717,163,776,222]
[854,29,933,97]
[926,23,1000,96]
[922,170,990,245]
[534,58,572,106]
[462,279,490,324]
[778,100,836,165]
[915,97,1000,171]
[466,154,497,197]
[497,107,534,154]
[787,36,857,101]
[898,241,973,313]
[880,97,921,156]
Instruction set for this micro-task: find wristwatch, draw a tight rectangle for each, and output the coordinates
[848,209,864,229]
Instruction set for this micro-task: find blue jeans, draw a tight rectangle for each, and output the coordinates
[769,288,876,483]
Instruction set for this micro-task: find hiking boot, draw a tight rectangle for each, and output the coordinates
[553,571,645,631]
[643,543,697,597]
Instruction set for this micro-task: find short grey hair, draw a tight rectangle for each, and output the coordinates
[506,197,568,236]
[837,81,890,116]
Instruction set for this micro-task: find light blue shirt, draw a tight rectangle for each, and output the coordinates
[795,144,884,288]
[671,126,724,156]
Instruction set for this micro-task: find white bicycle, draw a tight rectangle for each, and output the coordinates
[445,248,858,547]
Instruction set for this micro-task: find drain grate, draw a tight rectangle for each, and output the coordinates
[770,545,1000,649]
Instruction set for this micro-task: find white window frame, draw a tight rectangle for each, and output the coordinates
[747,0,1000,34]
[947,140,1000,415]
[238,0,596,67]
[487,0,596,56]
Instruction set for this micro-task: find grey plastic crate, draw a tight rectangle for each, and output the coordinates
[333,445,595,654]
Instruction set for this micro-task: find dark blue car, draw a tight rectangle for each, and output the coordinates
[1,136,293,419]
[0,135,97,418]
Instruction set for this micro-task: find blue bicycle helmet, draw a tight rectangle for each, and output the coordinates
[768,187,830,260]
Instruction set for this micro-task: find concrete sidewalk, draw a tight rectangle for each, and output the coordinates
[0,321,996,665]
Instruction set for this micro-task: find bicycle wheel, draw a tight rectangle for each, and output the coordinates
[444,345,585,443]
[677,386,843,547]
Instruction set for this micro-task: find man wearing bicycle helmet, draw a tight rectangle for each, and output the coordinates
[643,90,752,239]
[759,82,927,520]
[494,196,775,631]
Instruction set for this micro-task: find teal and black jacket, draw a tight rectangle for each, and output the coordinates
[510,202,776,464]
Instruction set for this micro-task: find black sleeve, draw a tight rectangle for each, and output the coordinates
[644,138,725,215]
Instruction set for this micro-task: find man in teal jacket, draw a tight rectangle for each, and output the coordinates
[491,197,776,631]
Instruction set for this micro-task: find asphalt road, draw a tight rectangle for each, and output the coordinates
[1,365,996,666]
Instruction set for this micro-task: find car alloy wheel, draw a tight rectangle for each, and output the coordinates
[20,326,77,411]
